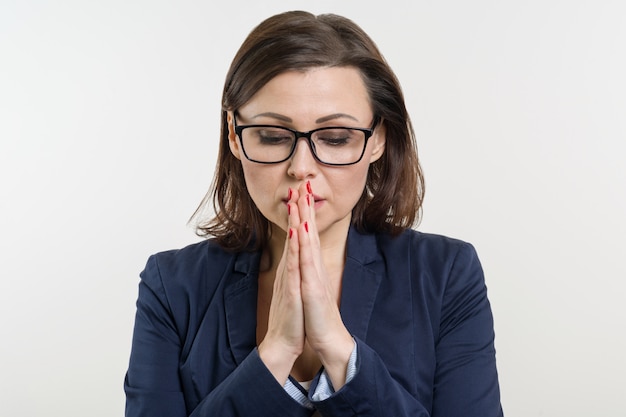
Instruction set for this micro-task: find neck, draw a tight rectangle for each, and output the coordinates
[262,217,351,275]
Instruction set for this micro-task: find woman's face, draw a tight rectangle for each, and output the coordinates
[227,66,385,240]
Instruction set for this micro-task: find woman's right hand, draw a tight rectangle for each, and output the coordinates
[257,187,306,385]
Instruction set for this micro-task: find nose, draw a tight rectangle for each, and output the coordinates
[287,138,318,179]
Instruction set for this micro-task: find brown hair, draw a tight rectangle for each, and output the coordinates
[191,11,424,251]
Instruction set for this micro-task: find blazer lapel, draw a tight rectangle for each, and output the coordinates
[340,227,384,341]
[224,250,260,365]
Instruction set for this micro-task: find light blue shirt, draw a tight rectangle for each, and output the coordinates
[283,339,358,409]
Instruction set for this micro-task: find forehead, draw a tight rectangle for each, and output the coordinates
[237,67,373,124]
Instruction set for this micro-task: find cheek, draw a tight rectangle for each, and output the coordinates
[334,164,370,202]
[241,164,265,197]
[240,162,283,205]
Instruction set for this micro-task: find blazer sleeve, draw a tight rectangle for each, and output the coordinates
[431,242,503,417]
[311,337,431,416]
[311,241,502,417]
[124,254,313,417]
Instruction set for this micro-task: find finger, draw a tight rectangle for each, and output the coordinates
[296,181,319,251]
[297,219,320,294]
[281,188,301,282]
[276,187,301,297]
[297,218,325,296]
[295,182,312,236]
[287,188,301,233]
[285,226,300,282]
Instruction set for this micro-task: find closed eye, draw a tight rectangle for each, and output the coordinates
[254,129,293,145]
[318,136,350,146]
[315,129,356,146]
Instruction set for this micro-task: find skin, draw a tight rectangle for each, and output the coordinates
[226,66,386,390]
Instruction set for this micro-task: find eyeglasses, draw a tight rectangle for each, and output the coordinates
[234,116,378,166]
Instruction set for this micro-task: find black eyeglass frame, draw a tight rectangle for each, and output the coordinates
[233,116,379,166]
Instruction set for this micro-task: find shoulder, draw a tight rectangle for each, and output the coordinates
[139,239,238,297]
[145,239,234,275]
[373,228,484,292]
[349,226,482,284]
[376,228,478,264]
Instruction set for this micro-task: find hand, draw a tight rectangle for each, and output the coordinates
[293,182,355,389]
[257,188,306,385]
[259,182,354,389]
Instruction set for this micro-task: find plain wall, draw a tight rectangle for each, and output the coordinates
[1,1,625,416]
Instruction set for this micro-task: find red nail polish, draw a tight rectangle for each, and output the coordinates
[288,188,292,200]
[306,181,312,194]
[287,203,291,215]
[306,195,310,206]
[289,228,293,239]
[304,222,309,233]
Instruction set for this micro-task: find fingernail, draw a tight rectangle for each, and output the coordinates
[304,222,309,233]
[306,195,310,206]
[306,181,312,194]
[287,203,291,215]
[288,188,292,200]
[289,228,293,239]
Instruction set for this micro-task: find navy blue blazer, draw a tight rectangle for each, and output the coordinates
[124,227,503,416]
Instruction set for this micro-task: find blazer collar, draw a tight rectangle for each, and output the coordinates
[224,250,260,365]
[223,226,384,365]
[340,226,384,341]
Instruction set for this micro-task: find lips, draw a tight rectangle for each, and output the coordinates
[312,198,325,210]
[281,194,325,205]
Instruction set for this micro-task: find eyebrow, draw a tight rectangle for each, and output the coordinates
[251,112,359,124]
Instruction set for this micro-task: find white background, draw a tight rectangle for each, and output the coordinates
[1,1,625,416]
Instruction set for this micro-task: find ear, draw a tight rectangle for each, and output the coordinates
[368,120,386,163]
[226,111,242,160]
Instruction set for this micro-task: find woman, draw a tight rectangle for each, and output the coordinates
[124,11,503,417]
